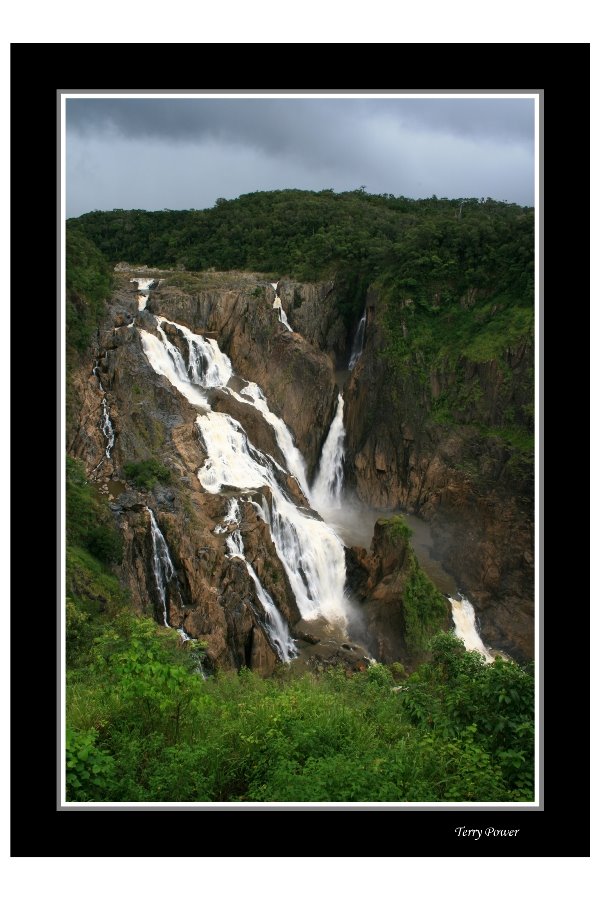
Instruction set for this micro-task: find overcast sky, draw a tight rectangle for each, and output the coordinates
[66,96,535,217]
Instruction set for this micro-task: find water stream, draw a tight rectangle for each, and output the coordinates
[270,280,293,331]
[310,394,345,511]
[138,305,493,664]
[219,498,296,662]
[448,593,495,662]
[91,359,115,468]
[131,277,157,311]
[147,507,176,627]
[348,309,366,370]
[140,316,349,633]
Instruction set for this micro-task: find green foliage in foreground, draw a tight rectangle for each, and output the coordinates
[123,457,172,490]
[66,600,534,803]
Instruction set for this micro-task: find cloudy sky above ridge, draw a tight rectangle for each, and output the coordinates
[66,96,535,217]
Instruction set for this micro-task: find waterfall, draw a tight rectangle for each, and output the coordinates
[131,277,157,311]
[244,563,296,663]
[148,316,233,391]
[449,594,495,663]
[143,320,309,497]
[197,411,348,624]
[140,315,349,626]
[92,360,115,462]
[131,277,157,291]
[348,309,366,370]
[271,282,293,331]
[155,317,232,389]
[147,507,176,627]
[140,330,211,411]
[225,525,245,559]
[100,398,115,458]
[218,497,296,662]
[311,394,345,509]
[279,307,293,332]
[234,382,309,497]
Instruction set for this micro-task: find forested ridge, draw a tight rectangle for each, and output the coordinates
[69,188,533,324]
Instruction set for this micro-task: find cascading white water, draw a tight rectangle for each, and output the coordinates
[244,563,296,663]
[140,314,349,627]
[143,320,310,497]
[92,360,115,461]
[449,594,495,663]
[154,317,233,389]
[279,307,293,332]
[147,507,176,627]
[260,495,271,523]
[311,394,345,509]
[270,281,293,330]
[131,277,156,290]
[131,277,157,311]
[197,411,348,624]
[225,526,246,559]
[140,329,211,410]
[218,497,296,662]
[101,397,115,458]
[234,382,309,497]
[348,309,367,370]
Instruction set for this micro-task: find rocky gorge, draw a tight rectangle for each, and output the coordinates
[66,263,534,675]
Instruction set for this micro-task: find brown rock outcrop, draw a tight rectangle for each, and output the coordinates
[146,275,338,479]
[66,281,313,675]
[342,290,534,662]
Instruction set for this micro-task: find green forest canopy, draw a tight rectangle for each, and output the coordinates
[68,188,533,300]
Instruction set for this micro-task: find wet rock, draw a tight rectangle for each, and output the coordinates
[149,279,339,479]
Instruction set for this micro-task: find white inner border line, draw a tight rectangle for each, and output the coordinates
[60,89,540,810]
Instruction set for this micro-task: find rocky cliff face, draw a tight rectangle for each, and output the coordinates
[346,519,452,668]
[341,290,534,662]
[264,279,534,662]
[276,278,347,363]
[66,267,534,672]
[145,273,338,479]
[66,273,367,675]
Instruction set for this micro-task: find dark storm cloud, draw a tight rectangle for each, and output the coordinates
[67,97,533,156]
[66,96,535,216]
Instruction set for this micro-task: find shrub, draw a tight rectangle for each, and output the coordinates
[66,457,123,564]
[66,726,116,801]
[123,458,171,489]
